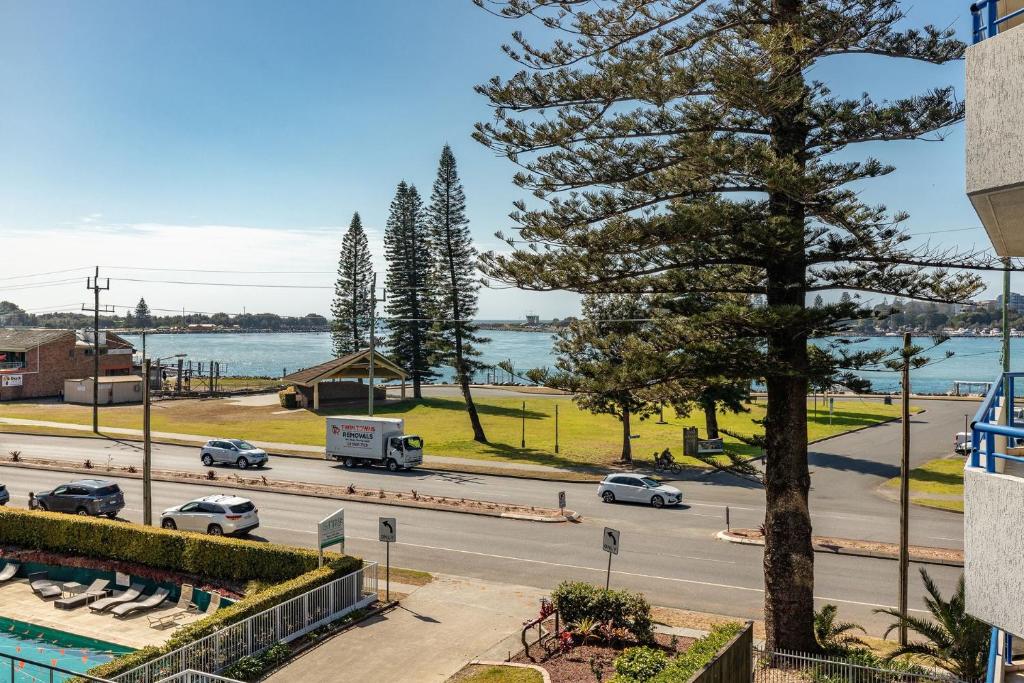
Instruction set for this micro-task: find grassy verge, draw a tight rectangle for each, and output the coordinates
[882,457,964,513]
[449,664,543,683]
[0,396,907,470]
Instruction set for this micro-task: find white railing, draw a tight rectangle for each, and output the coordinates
[0,362,24,370]
[154,672,243,683]
[113,563,377,683]
[754,647,970,683]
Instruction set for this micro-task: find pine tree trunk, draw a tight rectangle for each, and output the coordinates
[620,405,632,463]
[460,371,487,443]
[701,398,720,439]
[761,0,818,654]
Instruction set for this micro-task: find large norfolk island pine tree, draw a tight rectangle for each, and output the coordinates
[330,212,375,357]
[474,0,981,650]
[427,145,489,443]
[385,181,437,398]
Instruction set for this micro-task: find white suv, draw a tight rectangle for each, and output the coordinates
[598,474,682,508]
[161,494,260,536]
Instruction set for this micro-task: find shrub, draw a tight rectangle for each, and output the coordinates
[0,508,325,582]
[279,386,297,408]
[221,642,291,681]
[612,647,669,682]
[552,581,654,643]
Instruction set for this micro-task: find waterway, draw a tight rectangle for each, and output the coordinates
[120,331,1019,395]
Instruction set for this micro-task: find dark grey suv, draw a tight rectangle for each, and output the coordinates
[0,483,8,506]
[36,479,125,518]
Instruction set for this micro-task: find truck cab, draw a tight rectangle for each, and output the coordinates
[388,435,424,470]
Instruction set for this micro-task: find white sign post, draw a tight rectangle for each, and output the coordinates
[317,508,345,568]
[603,527,620,590]
[379,517,397,601]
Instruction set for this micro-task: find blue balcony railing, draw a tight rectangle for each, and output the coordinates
[972,0,1024,43]
[970,372,1024,470]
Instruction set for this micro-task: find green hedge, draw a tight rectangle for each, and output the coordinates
[552,581,654,643]
[0,508,321,582]
[611,624,745,682]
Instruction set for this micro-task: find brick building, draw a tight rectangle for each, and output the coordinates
[0,329,134,401]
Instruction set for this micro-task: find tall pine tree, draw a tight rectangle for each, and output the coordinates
[133,298,152,328]
[330,212,375,357]
[384,181,437,397]
[474,0,981,651]
[427,146,488,443]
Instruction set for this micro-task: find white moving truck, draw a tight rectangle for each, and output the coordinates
[325,417,424,471]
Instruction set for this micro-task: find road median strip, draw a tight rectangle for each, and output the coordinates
[716,528,963,567]
[0,456,581,523]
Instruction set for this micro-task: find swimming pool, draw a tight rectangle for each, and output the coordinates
[0,616,132,682]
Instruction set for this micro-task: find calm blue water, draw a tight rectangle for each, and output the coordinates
[121,331,1018,394]
[0,616,130,682]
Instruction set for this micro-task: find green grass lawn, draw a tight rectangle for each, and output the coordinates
[0,395,907,469]
[450,665,542,683]
[883,456,965,513]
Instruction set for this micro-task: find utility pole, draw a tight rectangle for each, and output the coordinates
[368,273,377,417]
[898,331,911,646]
[143,359,152,525]
[84,267,111,433]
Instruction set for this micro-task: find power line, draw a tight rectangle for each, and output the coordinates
[112,277,334,289]
[0,277,86,291]
[102,265,335,274]
[0,266,90,282]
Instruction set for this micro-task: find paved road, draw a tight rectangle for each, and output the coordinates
[0,398,972,633]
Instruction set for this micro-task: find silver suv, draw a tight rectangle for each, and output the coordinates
[200,439,268,469]
[160,494,260,536]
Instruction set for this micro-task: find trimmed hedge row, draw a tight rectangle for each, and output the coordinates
[86,557,362,680]
[0,508,320,582]
[611,623,746,683]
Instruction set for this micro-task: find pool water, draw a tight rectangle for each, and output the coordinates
[0,616,132,682]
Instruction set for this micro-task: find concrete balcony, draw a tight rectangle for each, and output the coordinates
[967,0,1024,256]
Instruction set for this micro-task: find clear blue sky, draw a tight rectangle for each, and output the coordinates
[0,0,994,318]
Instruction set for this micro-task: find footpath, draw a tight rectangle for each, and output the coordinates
[266,574,547,683]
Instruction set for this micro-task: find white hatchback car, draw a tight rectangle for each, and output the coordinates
[598,474,682,508]
[161,494,260,536]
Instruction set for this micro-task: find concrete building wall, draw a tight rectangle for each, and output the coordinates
[966,24,1024,256]
[64,377,143,404]
[965,466,1024,637]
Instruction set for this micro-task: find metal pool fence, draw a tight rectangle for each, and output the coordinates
[112,563,378,683]
[753,648,970,683]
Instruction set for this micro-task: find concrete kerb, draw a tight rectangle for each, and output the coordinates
[0,459,580,524]
[715,529,964,568]
[470,660,552,683]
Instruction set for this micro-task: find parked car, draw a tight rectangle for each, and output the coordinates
[160,494,259,536]
[35,479,125,517]
[598,474,682,508]
[954,431,971,455]
[0,484,8,506]
[200,439,268,469]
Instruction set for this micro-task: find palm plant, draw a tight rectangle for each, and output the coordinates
[876,569,989,682]
[814,604,866,654]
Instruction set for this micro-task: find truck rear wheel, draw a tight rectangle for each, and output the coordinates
[342,457,354,468]
[386,459,400,472]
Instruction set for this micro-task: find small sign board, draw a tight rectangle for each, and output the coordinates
[683,427,699,456]
[1,374,23,387]
[696,438,724,455]
[558,491,566,510]
[379,517,396,543]
[318,508,345,551]
[603,527,620,555]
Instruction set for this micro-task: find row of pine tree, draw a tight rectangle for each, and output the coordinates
[329,145,488,443]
